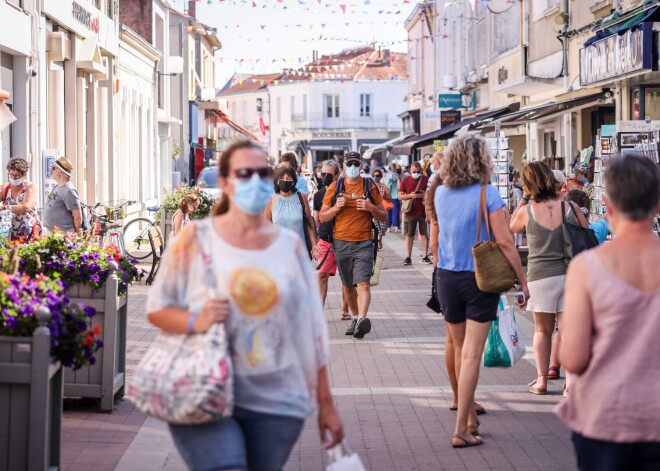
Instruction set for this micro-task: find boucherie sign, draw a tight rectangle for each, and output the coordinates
[579,23,653,86]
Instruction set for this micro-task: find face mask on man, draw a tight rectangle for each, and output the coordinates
[229,174,274,215]
[9,177,23,186]
[411,172,421,179]
[278,180,294,193]
[346,165,360,178]
[316,172,322,178]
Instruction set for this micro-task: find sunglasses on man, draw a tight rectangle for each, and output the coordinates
[345,161,361,168]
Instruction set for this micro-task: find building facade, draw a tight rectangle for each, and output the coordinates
[222,46,407,168]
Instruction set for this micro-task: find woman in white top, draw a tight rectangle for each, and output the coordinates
[147,139,343,471]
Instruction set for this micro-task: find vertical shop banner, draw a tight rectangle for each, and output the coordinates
[42,150,58,202]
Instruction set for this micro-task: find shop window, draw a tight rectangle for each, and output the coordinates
[276,97,281,122]
[256,98,263,113]
[290,96,295,120]
[302,94,307,119]
[632,88,641,120]
[644,89,660,120]
[6,0,24,9]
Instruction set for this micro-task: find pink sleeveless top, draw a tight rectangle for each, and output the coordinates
[555,250,660,442]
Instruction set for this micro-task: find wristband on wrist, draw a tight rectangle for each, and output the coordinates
[188,313,199,334]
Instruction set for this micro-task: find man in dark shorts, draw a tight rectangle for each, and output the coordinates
[399,161,431,265]
[319,152,387,339]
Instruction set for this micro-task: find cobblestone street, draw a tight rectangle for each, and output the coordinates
[61,233,577,471]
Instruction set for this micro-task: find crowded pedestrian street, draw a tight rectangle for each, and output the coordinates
[55,234,574,471]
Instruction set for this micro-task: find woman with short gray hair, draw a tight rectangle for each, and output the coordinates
[557,154,660,470]
[0,157,41,242]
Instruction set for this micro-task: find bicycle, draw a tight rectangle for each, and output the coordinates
[122,205,161,260]
[83,200,136,256]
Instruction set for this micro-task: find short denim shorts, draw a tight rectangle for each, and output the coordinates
[169,407,305,471]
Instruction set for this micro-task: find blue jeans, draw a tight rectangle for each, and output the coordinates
[387,199,401,229]
[169,407,305,471]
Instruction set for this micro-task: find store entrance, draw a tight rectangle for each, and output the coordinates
[313,150,344,165]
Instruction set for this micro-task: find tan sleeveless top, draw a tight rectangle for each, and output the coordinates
[555,250,660,442]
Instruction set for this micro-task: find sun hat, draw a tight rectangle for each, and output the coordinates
[55,157,74,177]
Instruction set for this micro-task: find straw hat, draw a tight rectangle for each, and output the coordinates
[55,157,74,177]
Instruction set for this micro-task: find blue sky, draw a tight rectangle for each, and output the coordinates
[169,0,417,86]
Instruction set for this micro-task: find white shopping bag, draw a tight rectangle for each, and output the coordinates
[326,441,367,471]
[483,296,526,368]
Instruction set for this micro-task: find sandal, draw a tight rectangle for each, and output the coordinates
[548,366,560,380]
[528,376,548,395]
[452,435,483,448]
[340,312,352,321]
[475,403,486,415]
[467,425,480,437]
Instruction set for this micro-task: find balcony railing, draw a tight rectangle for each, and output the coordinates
[291,113,397,130]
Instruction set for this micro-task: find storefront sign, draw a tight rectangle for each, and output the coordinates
[311,132,351,139]
[433,140,448,153]
[72,1,99,33]
[424,111,441,120]
[579,24,653,86]
[440,110,461,128]
[600,124,617,137]
[617,120,652,133]
[438,94,463,109]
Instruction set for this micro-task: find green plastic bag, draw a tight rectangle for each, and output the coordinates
[483,298,526,368]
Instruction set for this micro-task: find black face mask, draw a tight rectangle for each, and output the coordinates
[373,176,382,183]
[396,169,402,174]
[322,173,334,186]
[278,180,294,193]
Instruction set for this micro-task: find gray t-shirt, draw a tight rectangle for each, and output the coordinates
[42,183,81,232]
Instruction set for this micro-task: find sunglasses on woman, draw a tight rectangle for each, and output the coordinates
[233,167,274,180]
[346,162,361,168]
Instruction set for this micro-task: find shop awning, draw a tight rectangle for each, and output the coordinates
[211,110,262,143]
[77,37,107,79]
[287,140,309,154]
[483,93,606,128]
[308,140,351,151]
[391,103,520,155]
[585,4,659,46]
[357,138,388,151]
[362,133,417,160]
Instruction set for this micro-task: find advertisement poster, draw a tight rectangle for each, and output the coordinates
[42,149,58,203]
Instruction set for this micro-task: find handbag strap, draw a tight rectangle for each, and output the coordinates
[475,185,492,243]
[195,221,219,297]
[563,200,588,229]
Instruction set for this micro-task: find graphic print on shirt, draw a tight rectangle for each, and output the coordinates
[229,268,281,369]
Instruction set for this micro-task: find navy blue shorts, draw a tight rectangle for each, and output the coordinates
[435,269,499,324]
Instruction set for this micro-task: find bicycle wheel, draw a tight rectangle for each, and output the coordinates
[123,218,154,260]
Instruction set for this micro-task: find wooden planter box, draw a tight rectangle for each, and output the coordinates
[64,266,127,412]
[159,208,174,248]
[0,309,63,471]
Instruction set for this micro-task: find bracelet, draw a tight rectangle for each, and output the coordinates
[188,313,199,334]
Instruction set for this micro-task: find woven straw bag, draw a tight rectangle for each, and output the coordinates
[472,185,516,294]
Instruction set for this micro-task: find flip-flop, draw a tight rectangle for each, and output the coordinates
[451,435,483,449]
[528,378,548,395]
[340,313,352,321]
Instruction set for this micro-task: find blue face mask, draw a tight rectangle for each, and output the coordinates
[9,177,23,186]
[430,165,438,175]
[230,174,273,215]
[412,172,421,179]
[346,165,360,178]
[579,177,588,185]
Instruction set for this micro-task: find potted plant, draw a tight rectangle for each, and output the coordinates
[0,272,101,470]
[1,233,143,411]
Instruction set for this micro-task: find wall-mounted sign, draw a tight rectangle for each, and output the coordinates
[579,23,653,86]
[438,94,463,109]
[433,140,448,153]
[497,66,508,85]
[440,110,461,128]
[424,111,441,120]
[617,120,652,133]
[42,149,58,203]
[312,132,351,139]
[72,1,99,33]
[600,124,617,137]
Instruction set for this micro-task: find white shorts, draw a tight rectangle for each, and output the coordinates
[527,275,566,314]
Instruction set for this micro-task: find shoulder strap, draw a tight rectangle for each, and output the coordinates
[3,185,10,202]
[363,177,376,204]
[475,185,491,243]
[414,176,423,193]
[297,191,309,228]
[331,177,345,205]
[565,201,587,229]
[195,221,219,296]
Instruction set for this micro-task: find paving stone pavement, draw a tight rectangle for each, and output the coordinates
[60,233,578,471]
